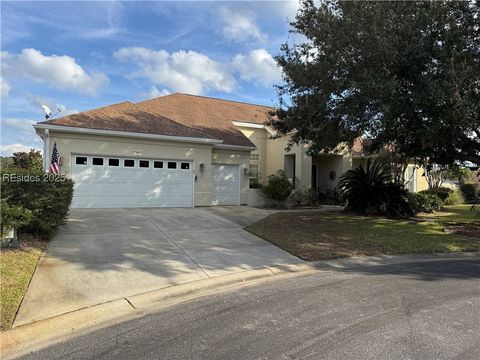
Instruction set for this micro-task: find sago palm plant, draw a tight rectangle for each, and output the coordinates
[337,159,413,217]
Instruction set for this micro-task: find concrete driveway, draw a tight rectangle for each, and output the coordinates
[15,207,302,326]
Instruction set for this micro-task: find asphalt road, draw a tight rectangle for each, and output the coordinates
[18,259,480,360]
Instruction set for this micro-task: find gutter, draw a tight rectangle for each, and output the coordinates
[33,124,224,145]
[213,143,256,151]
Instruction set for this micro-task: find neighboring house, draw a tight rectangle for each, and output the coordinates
[34,93,427,208]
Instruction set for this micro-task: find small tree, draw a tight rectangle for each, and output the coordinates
[424,164,448,191]
[12,150,43,170]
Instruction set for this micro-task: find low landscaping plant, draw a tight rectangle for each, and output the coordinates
[249,175,262,189]
[443,189,465,205]
[407,192,444,213]
[292,187,320,207]
[1,169,74,237]
[0,199,32,238]
[262,170,293,209]
[337,159,413,218]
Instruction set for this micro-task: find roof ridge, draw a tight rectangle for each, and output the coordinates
[139,93,275,110]
[39,101,134,124]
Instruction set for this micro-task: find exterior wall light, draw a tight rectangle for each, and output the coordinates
[199,163,205,173]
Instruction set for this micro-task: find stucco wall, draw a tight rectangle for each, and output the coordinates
[264,135,312,188]
[238,127,267,181]
[416,166,429,191]
[211,149,250,205]
[46,130,215,206]
[314,155,344,189]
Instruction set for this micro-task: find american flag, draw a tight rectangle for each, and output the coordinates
[50,142,61,175]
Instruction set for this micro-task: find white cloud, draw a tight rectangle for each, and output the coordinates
[148,86,170,99]
[2,49,109,95]
[276,0,300,20]
[219,6,266,43]
[233,49,282,86]
[0,76,10,97]
[114,47,236,95]
[0,143,39,156]
[1,118,36,131]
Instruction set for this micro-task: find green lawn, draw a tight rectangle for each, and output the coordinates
[0,239,45,331]
[246,206,480,261]
[420,205,478,224]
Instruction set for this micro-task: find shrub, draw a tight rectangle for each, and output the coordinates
[0,199,32,238]
[408,192,444,213]
[249,175,262,189]
[337,159,413,217]
[460,183,478,203]
[292,187,320,207]
[262,170,293,208]
[443,189,465,205]
[1,169,74,237]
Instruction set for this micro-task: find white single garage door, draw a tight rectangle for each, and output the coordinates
[211,164,240,206]
[71,155,194,208]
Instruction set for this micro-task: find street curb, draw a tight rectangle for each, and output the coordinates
[1,252,478,359]
[0,266,307,359]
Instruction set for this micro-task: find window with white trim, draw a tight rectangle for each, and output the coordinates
[405,165,417,193]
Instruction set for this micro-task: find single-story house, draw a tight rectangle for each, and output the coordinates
[34,93,427,208]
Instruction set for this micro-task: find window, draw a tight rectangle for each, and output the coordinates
[167,161,177,169]
[249,164,259,177]
[124,159,135,167]
[180,162,190,170]
[92,158,104,166]
[139,160,150,168]
[250,153,260,161]
[108,159,119,167]
[76,157,87,165]
[154,161,163,169]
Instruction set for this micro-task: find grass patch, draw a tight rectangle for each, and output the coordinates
[246,208,480,261]
[0,237,45,331]
[419,205,478,224]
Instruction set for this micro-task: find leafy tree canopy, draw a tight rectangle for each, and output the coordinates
[12,149,43,170]
[272,0,480,166]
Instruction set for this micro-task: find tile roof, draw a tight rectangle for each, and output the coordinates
[39,93,274,147]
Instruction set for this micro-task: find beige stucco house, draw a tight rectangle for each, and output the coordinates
[34,93,427,208]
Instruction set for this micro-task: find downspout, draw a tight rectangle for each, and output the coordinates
[44,128,49,171]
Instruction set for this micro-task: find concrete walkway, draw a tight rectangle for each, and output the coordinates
[15,207,302,327]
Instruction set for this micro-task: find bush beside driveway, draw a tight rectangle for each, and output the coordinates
[246,205,480,261]
[1,165,74,331]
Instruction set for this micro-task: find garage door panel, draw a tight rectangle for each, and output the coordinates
[72,155,193,208]
[211,164,240,206]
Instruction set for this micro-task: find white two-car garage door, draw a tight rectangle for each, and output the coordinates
[71,155,194,208]
[211,164,240,206]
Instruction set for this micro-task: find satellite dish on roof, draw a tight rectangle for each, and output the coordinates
[41,105,61,120]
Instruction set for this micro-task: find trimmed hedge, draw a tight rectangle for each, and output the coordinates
[420,188,451,202]
[1,169,74,237]
[408,192,444,213]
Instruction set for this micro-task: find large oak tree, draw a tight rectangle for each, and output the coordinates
[272,0,480,166]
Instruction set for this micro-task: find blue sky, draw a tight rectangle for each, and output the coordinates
[1,1,299,155]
